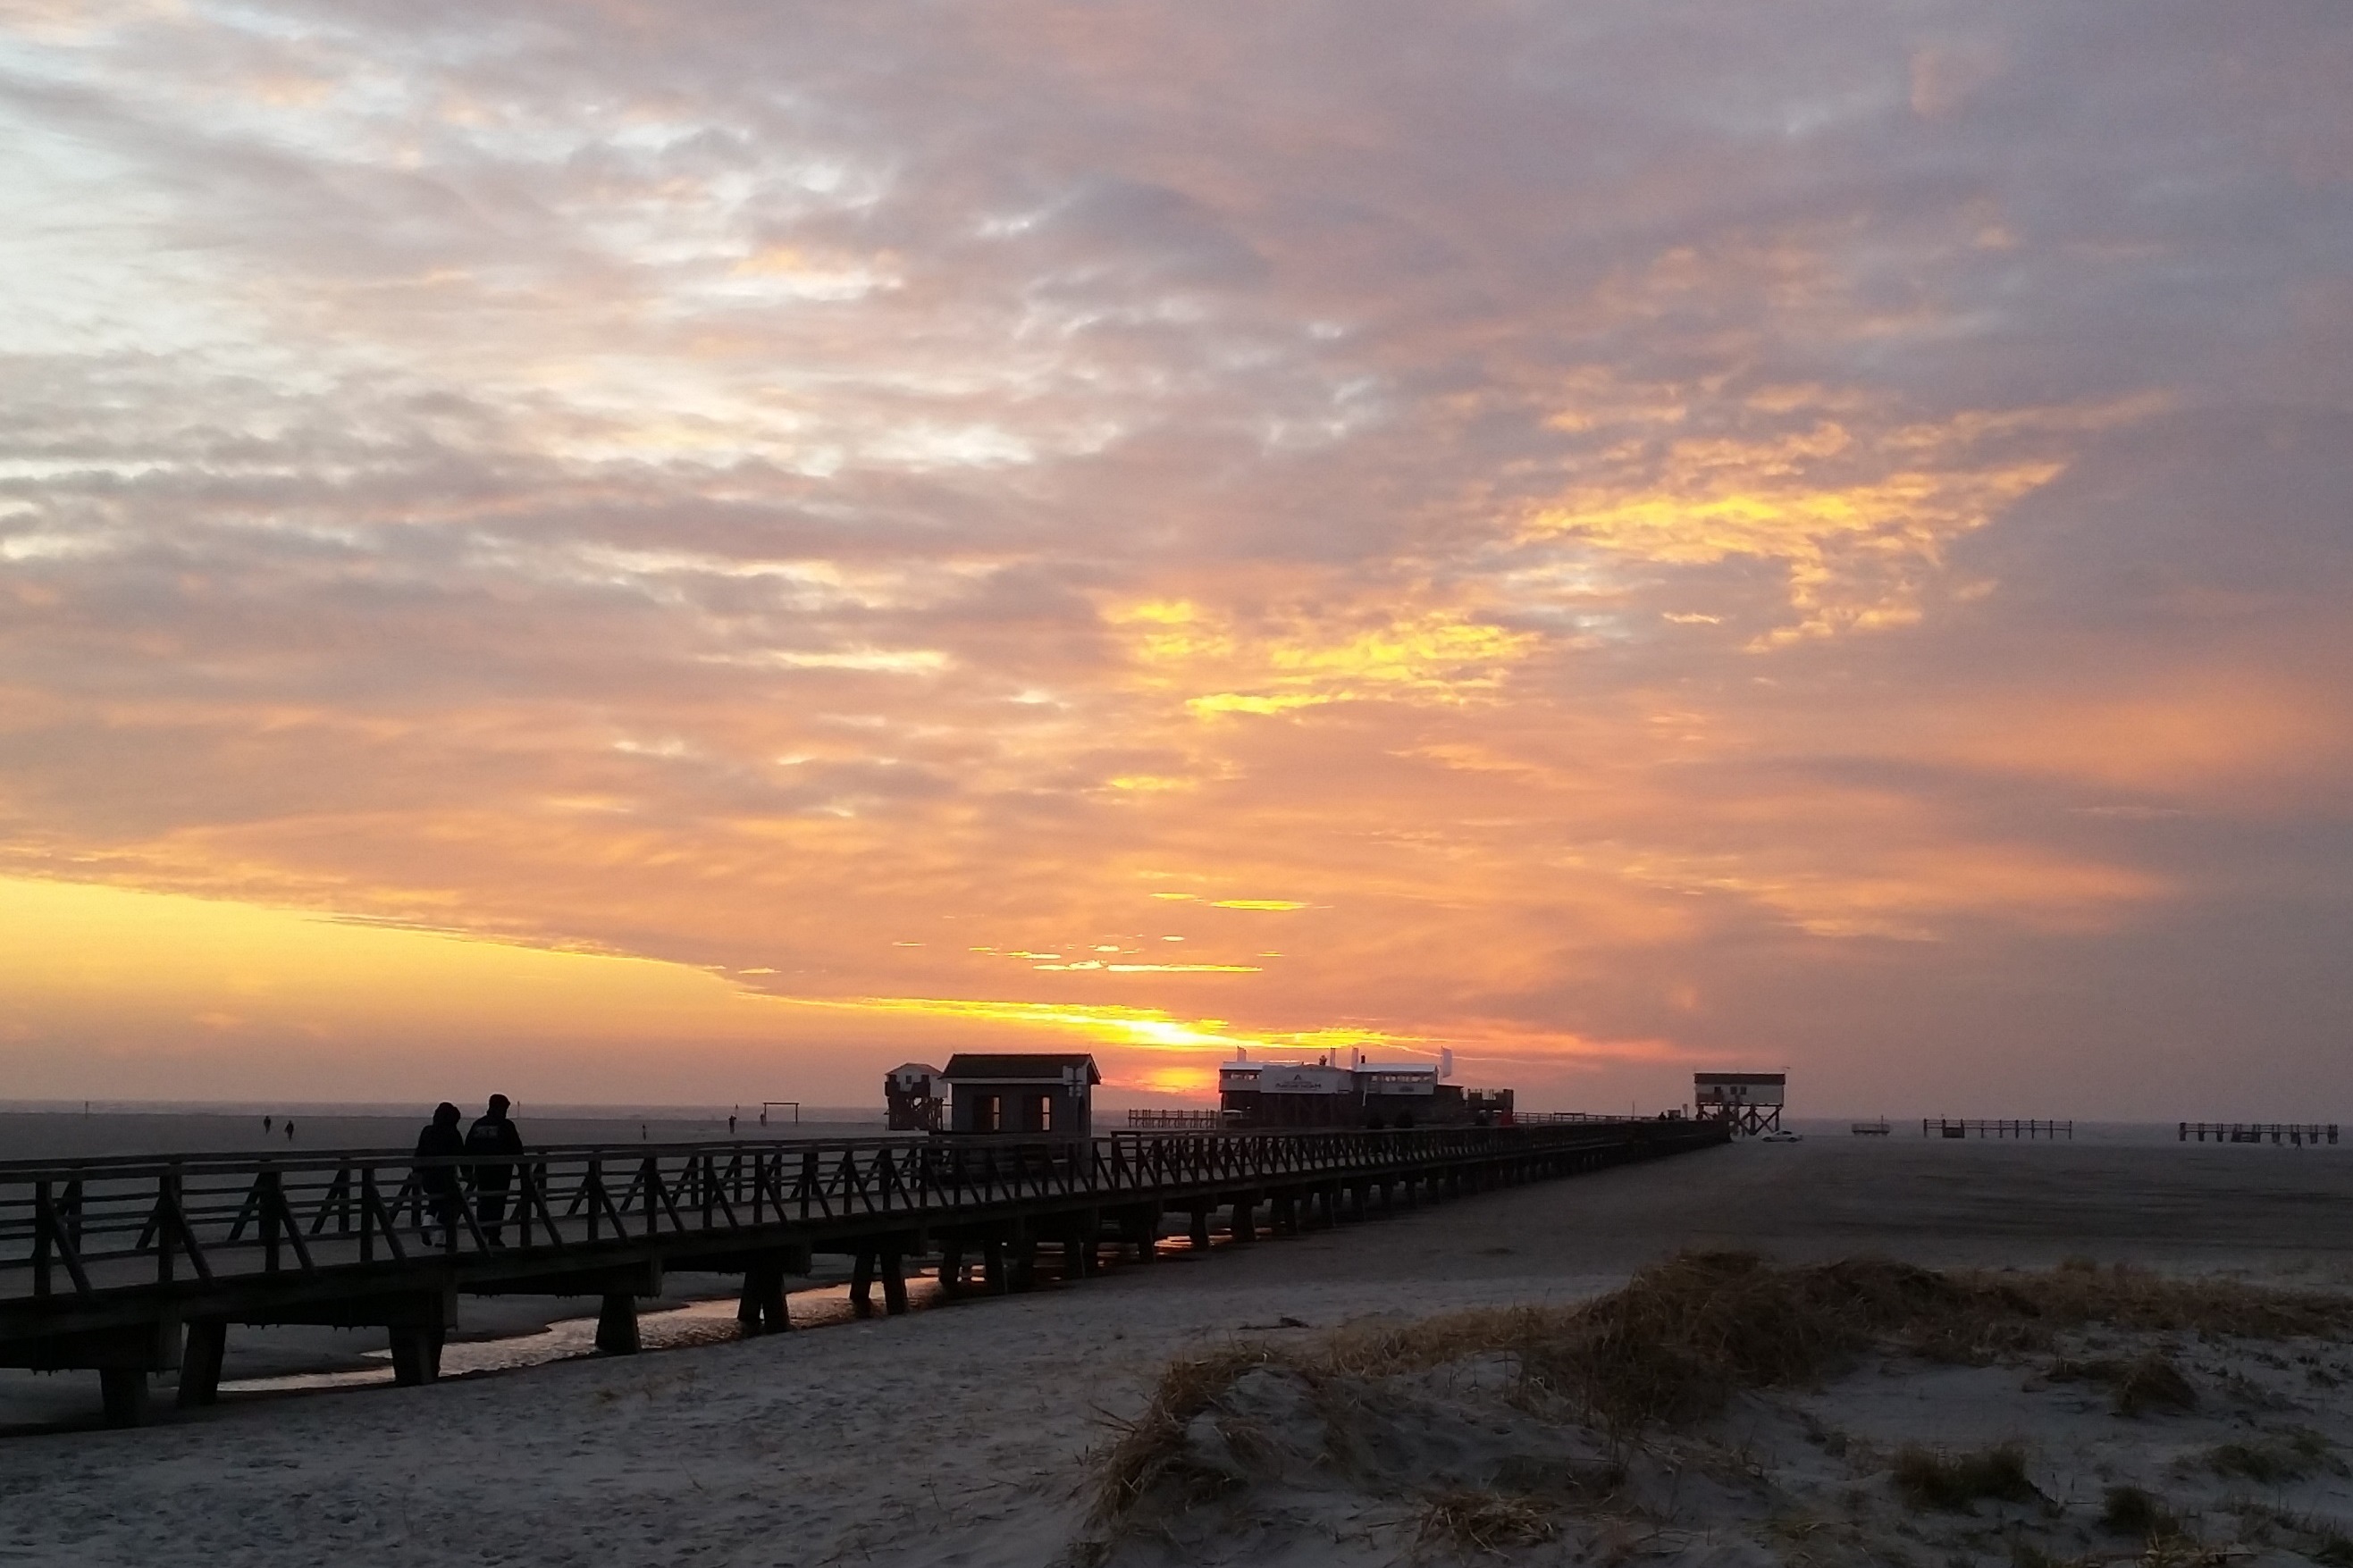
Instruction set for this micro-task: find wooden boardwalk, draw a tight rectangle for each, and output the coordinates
[0,1120,1726,1426]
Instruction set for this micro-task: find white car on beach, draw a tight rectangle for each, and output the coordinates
[1759,1129,1803,1143]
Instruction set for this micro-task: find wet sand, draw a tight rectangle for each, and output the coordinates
[5,1133,2351,1564]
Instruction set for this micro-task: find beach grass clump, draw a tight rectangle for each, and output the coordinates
[2004,1262,2353,1342]
[1415,1488,1557,1552]
[1091,1344,1278,1522]
[2207,1429,2336,1484]
[2097,1484,2176,1539]
[1890,1443,2039,1512]
[2112,1351,2198,1416]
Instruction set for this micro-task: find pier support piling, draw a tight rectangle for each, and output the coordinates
[880,1249,909,1315]
[388,1325,445,1384]
[850,1249,876,1312]
[594,1294,639,1355]
[98,1368,149,1429]
[176,1320,227,1408]
[737,1258,791,1333]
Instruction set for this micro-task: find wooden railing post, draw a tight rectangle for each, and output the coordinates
[156,1170,176,1287]
[260,1164,283,1273]
[32,1177,51,1298]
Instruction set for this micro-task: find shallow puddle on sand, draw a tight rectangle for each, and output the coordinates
[214,1237,1231,1400]
[218,1276,949,1396]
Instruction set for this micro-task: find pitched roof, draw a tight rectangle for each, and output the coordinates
[940,1052,1102,1084]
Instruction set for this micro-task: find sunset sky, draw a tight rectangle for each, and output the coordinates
[3,3,2349,1117]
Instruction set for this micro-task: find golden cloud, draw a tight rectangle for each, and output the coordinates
[1113,598,1540,715]
[1518,393,2168,645]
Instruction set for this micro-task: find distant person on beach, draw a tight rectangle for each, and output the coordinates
[285,1119,295,1141]
[728,1112,737,1136]
[465,1094,525,1245]
[263,1115,272,1134]
[414,1103,466,1246]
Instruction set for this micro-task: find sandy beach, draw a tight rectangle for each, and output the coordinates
[5,1134,2352,1565]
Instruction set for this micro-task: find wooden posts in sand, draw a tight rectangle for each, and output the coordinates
[736,1256,793,1334]
[849,1244,911,1314]
[594,1294,639,1355]
[177,1320,227,1407]
[389,1324,446,1382]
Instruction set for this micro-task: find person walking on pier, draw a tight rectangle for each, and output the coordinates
[414,1103,466,1247]
[466,1094,525,1245]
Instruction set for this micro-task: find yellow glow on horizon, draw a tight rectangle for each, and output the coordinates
[772,993,1422,1058]
[1123,1063,1219,1098]
[0,875,788,1046]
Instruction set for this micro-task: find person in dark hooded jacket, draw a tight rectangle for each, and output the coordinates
[413,1103,466,1247]
[465,1094,525,1245]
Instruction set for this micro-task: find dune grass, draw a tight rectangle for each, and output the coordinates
[1088,1252,2353,1528]
[1890,1443,2039,1512]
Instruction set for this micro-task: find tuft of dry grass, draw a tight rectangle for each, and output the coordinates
[2049,1348,2201,1414]
[1890,1443,2040,1512]
[1090,1345,1278,1523]
[2208,1429,2337,1484]
[2099,1484,2177,1539]
[1416,1488,1557,1554]
[2113,1350,2198,1416]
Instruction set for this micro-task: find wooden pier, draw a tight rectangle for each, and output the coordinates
[2180,1122,2339,1145]
[0,1120,1724,1427]
[1923,1119,2074,1140]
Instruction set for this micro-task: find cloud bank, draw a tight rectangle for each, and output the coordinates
[3,1,2349,1114]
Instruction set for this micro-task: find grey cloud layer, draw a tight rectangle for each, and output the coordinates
[2,0,2349,1111]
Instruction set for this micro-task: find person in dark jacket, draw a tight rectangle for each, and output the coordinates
[465,1094,525,1245]
[413,1103,466,1247]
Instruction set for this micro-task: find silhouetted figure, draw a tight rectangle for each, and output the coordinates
[466,1094,525,1245]
[263,1115,273,1134]
[728,1113,737,1136]
[414,1103,466,1247]
[285,1120,295,1141]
